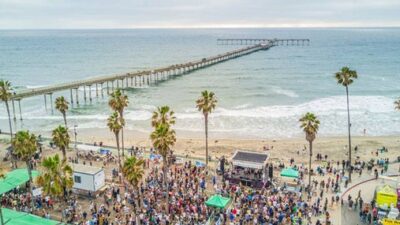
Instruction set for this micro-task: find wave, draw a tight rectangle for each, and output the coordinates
[0,95,397,138]
[271,86,299,98]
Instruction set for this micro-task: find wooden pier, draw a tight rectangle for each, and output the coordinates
[7,38,308,120]
[217,38,310,46]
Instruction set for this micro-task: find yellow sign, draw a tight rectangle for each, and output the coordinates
[382,218,400,225]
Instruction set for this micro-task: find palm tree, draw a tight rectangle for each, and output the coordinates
[335,66,358,182]
[299,112,320,191]
[36,154,73,221]
[0,80,16,168]
[123,156,144,224]
[12,130,37,209]
[109,89,129,158]
[150,123,176,211]
[108,112,124,170]
[196,90,217,166]
[151,106,176,128]
[52,125,70,161]
[395,98,400,111]
[0,167,4,225]
[55,96,69,127]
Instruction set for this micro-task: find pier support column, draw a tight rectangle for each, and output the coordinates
[95,84,99,98]
[70,89,74,104]
[116,80,119,89]
[75,88,79,105]
[101,83,104,98]
[134,76,137,86]
[49,93,54,114]
[126,77,129,87]
[111,81,114,92]
[83,86,87,103]
[11,99,16,120]
[88,85,92,103]
[106,82,110,95]
[18,99,22,121]
[131,77,133,86]
[44,94,48,111]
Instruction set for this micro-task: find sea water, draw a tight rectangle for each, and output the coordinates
[0,28,399,138]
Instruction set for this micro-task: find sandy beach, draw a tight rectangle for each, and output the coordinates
[73,128,400,165]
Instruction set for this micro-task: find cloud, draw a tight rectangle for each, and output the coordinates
[0,0,399,28]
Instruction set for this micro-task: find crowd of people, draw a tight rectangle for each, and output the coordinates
[1,140,398,225]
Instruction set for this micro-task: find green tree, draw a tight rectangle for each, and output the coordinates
[12,130,37,209]
[52,125,70,161]
[109,89,129,158]
[108,112,124,170]
[335,66,358,182]
[150,123,176,211]
[151,106,176,128]
[123,156,145,224]
[395,98,400,111]
[36,154,73,221]
[196,90,217,166]
[299,112,320,191]
[0,80,16,168]
[55,96,69,127]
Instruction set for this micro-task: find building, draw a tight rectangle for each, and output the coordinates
[72,164,105,192]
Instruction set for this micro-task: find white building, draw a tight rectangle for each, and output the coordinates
[72,164,105,192]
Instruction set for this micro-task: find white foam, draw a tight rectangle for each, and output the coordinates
[271,86,299,98]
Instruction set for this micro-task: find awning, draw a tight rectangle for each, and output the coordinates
[0,169,39,195]
[205,195,231,209]
[1,207,61,225]
[280,168,299,178]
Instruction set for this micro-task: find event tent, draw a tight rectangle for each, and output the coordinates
[280,168,299,178]
[376,185,398,208]
[205,195,231,209]
[0,169,39,195]
[1,207,61,225]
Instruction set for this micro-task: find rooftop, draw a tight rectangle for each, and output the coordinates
[72,164,103,175]
[231,150,268,164]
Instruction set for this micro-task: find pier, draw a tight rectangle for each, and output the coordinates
[7,38,309,120]
[217,38,310,46]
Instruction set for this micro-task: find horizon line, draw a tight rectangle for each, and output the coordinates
[1,25,400,30]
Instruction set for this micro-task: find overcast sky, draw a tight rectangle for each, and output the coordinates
[1,0,399,29]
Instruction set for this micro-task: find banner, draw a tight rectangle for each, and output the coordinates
[382,218,400,225]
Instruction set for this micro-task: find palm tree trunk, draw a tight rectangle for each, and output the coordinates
[120,111,125,159]
[26,160,35,211]
[61,147,67,161]
[121,128,125,158]
[205,114,209,166]
[115,133,121,170]
[346,86,352,182]
[308,140,313,191]
[4,101,16,168]
[62,112,67,128]
[135,186,141,225]
[163,156,169,213]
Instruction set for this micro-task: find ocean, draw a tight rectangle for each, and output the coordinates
[0,28,399,139]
